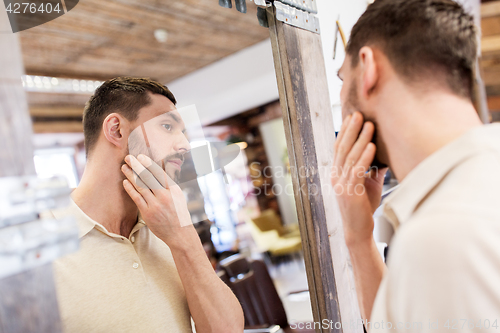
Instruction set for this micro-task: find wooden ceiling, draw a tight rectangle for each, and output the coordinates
[18,0,269,133]
[20,0,500,132]
[19,0,269,83]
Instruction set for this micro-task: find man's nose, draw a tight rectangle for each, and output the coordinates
[174,132,191,152]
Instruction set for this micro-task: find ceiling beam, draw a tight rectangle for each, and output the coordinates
[492,111,500,124]
[486,85,500,95]
[481,1,500,18]
[481,15,500,37]
[488,95,500,110]
[482,35,500,54]
[29,106,83,117]
[483,68,500,85]
[32,121,83,133]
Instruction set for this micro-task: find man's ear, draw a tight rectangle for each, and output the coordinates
[358,46,379,100]
[102,113,127,149]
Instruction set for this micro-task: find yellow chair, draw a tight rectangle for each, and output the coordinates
[245,211,302,257]
[251,209,301,238]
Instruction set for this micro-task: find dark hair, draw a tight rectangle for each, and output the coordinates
[346,0,477,99]
[83,77,177,157]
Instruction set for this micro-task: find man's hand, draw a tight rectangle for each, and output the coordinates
[331,112,387,247]
[121,153,244,332]
[331,111,388,321]
[121,154,193,249]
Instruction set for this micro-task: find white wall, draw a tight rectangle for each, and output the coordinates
[167,40,279,126]
[259,118,299,226]
[316,0,369,131]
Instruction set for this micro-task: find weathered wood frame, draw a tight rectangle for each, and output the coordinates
[266,6,362,333]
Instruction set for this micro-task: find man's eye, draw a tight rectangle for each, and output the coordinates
[162,124,172,131]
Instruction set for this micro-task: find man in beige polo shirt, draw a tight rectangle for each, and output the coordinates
[332,0,500,331]
[51,77,244,332]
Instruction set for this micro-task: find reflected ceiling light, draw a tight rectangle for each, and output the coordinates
[154,29,168,43]
[22,75,103,94]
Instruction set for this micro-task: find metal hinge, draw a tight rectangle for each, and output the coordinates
[277,0,317,14]
[275,1,320,34]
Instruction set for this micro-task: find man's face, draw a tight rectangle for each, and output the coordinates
[127,93,190,183]
[338,56,362,121]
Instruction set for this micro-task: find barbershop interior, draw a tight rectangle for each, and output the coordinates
[1,0,499,332]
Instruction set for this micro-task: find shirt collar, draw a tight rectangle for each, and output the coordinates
[52,198,146,239]
[382,123,500,230]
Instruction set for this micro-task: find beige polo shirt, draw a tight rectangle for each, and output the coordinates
[50,199,192,333]
[370,124,500,332]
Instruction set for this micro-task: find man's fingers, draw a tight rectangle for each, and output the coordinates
[335,112,364,168]
[121,163,155,202]
[366,167,388,184]
[137,154,168,188]
[351,142,376,180]
[125,155,163,192]
[334,114,352,150]
[344,121,375,173]
[123,179,148,210]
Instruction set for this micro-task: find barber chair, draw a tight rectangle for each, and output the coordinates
[218,255,314,333]
[245,214,302,258]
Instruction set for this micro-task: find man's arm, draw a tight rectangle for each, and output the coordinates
[331,112,387,321]
[167,226,245,333]
[122,154,244,333]
[348,237,386,321]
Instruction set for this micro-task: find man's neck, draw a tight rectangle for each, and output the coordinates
[377,88,483,182]
[72,155,139,238]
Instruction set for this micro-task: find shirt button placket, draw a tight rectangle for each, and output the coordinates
[132,262,139,269]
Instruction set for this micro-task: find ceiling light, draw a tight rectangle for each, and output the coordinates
[154,29,168,43]
[22,75,103,94]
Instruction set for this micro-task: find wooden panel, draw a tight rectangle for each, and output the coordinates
[480,1,500,100]
[267,7,361,333]
[30,106,84,117]
[481,0,500,17]
[32,121,83,133]
[483,67,500,85]
[19,0,269,83]
[27,92,91,107]
[491,110,500,122]
[248,101,282,127]
[481,16,500,37]
[488,95,500,110]
[486,85,500,95]
[481,35,500,54]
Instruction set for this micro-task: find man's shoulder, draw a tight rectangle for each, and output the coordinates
[418,149,500,218]
[392,209,500,266]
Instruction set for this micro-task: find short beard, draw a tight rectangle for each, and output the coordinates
[122,145,183,187]
[347,80,387,169]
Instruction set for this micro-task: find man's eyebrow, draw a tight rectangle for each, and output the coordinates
[165,111,180,123]
[164,112,187,133]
